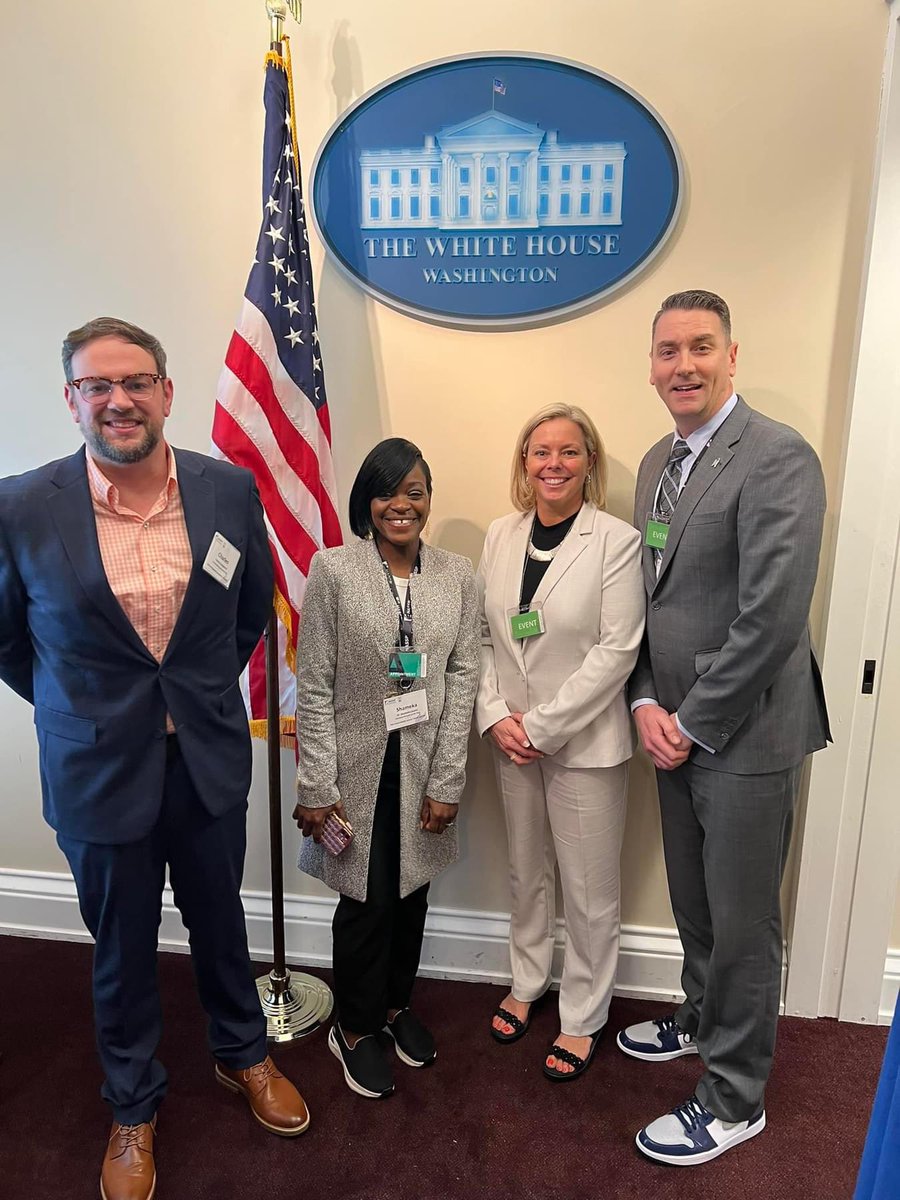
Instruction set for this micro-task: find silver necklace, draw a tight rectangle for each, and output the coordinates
[526,541,558,562]
[527,510,578,562]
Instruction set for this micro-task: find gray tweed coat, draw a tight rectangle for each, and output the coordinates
[295,538,480,901]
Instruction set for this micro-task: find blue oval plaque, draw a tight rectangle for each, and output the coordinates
[311,53,683,330]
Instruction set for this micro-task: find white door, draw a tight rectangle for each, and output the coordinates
[786,0,900,1025]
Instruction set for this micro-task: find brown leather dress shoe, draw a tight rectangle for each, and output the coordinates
[100,1118,156,1200]
[215,1056,310,1136]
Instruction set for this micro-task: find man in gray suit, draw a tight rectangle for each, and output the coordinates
[617,290,830,1165]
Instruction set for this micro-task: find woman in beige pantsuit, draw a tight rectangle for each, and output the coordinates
[476,404,645,1080]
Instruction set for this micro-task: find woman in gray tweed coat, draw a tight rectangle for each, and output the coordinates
[293,438,479,1099]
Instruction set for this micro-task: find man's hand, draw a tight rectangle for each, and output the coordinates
[292,799,347,842]
[488,713,544,764]
[634,704,691,771]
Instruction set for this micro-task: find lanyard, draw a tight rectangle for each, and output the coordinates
[380,554,419,648]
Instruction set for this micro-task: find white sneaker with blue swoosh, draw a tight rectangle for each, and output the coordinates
[636,1095,766,1165]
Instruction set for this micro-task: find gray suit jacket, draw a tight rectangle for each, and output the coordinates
[628,397,830,774]
[295,538,479,901]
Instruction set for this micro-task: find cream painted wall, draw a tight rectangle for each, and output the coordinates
[0,3,888,936]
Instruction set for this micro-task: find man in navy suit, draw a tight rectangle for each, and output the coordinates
[0,318,309,1200]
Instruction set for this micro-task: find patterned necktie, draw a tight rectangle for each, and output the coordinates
[654,439,691,564]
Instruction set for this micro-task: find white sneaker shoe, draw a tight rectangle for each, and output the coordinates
[616,1014,699,1061]
[636,1095,766,1165]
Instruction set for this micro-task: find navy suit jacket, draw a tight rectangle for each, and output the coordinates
[0,446,274,844]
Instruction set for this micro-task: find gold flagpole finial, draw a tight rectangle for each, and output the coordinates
[266,1,302,50]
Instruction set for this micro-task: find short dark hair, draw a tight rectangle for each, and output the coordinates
[652,290,732,343]
[62,317,167,381]
[348,438,433,539]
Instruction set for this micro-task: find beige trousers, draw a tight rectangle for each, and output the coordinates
[493,750,628,1038]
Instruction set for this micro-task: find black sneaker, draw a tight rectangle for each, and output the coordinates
[328,1024,395,1098]
[384,1009,437,1067]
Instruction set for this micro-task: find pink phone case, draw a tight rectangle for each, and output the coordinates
[321,812,354,856]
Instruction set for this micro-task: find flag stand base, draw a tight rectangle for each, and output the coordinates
[256,967,333,1042]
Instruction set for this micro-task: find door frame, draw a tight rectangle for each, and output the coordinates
[786,0,900,1023]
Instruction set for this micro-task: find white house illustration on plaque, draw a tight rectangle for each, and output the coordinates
[359,110,626,230]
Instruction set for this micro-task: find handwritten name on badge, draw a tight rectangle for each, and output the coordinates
[384,691,429,731]
[202,532,241,589]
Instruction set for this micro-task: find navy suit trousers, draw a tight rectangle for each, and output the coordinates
[58,736,267,1124]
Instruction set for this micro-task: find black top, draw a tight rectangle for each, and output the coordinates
[520,508,579,608]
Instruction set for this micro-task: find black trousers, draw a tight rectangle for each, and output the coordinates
[331,732,429,1034]
[57,736,267,1125]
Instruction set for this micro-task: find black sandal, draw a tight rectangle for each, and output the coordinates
[490,989,548,1044]
[542,1028,603,1081]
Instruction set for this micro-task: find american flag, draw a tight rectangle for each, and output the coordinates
[493,78,506,96]
[213,50,342,742]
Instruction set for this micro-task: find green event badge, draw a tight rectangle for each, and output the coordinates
[644,519,670,550]
[509,606,545,640]
[387,651,428,680]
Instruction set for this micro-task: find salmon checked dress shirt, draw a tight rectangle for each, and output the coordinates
[86,447,192,730]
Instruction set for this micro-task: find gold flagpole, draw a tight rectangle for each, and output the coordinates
[267,0,303,50]
[256,0,333,1043]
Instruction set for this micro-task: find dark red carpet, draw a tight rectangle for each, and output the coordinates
[0,934,886,1199]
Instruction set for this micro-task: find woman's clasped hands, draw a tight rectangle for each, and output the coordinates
[488,713,544,765]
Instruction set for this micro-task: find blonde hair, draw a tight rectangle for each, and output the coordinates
[510,403,608,512]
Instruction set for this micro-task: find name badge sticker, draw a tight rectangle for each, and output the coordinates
[202,532,242,589]
[384,690,429,731]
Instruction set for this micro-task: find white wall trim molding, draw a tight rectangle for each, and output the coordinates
[0,867,688,1002]
[0,867,835,1013]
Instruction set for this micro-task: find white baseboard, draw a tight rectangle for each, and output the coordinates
[11,867,895,1016]
[0,866,684,1003]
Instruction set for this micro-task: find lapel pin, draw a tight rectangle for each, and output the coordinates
[711,458,721,468]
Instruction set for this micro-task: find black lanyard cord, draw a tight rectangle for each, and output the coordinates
[380,554,419,649]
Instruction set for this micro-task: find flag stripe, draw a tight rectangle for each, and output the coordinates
[213,403,319,576]
[218,348,341,545]
[215,372,330,549]
[248,639,268,721]
[230,296,335,456]
[225,329,341,543]
[214,55,342,737]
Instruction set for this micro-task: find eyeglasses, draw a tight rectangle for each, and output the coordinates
[70,374,163,403]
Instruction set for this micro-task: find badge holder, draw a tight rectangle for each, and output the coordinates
[644,511,670,552]
[388,650,428,690]
[508,601,545,641]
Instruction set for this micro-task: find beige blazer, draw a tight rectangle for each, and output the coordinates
[475,503,645,768]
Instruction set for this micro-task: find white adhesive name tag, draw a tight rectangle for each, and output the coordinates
[202,532,241,589]
[384,690,429,731]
